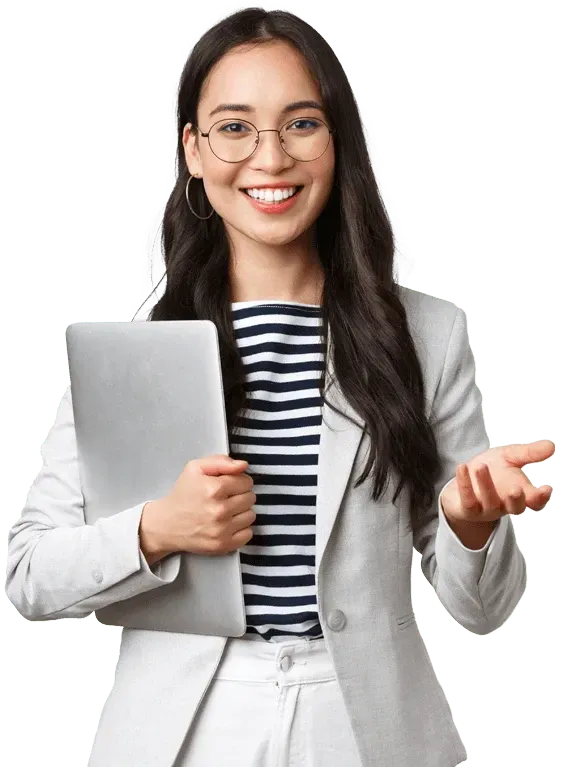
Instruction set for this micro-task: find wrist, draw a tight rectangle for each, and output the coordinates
[442,508,498,550]
[139,500,173,565]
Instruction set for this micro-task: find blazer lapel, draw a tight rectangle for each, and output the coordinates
[315,322,366,580]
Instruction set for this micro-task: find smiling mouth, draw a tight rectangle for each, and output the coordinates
[241,186,303,205]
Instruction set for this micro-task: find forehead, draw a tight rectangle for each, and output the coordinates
[199,41,322,113]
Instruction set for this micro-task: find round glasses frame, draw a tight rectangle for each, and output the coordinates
[190,116,335,163]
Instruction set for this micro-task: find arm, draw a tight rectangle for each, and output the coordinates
[5,386,182,621]
[412,307,527,635]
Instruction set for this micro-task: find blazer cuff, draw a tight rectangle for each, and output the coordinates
[83,501,183,603]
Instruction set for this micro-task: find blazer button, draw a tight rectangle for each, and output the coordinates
[92,569,103,583]
[327,609,346,631]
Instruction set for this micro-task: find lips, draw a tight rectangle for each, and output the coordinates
[240,184,303,204]
[241,185,304,213]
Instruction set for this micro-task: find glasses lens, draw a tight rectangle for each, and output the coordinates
[281,118,330,162]
[209,120,258,162]
[209,118,331,162]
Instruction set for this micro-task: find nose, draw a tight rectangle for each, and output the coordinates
[248,130,294,172]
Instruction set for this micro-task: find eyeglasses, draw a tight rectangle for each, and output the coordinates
[191,116,335,163]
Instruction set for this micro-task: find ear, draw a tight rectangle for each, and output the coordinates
[182,122,202,177]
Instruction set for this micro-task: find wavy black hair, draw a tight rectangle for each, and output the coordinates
[133,7,441,518]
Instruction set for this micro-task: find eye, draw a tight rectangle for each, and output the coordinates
[287,119,320,131]
[218,122,249,134]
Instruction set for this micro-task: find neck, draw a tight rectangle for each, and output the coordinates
[227,225,324,304]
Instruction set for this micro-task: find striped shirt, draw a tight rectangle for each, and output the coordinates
[229,300,326,642]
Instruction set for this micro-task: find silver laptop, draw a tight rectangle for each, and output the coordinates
[65,319,246,636]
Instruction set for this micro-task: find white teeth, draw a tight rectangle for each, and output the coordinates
[244,186,298,202]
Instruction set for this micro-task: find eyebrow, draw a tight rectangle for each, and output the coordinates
[208,100,325,118]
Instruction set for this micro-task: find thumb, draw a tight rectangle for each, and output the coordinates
[198,454,248,475]
[504,439,555,468]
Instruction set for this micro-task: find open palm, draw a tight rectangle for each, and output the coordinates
[441,439,555,523]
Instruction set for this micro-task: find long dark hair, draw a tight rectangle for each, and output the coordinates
[135,7,441,519]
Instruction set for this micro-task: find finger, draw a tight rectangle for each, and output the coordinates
[526,485,553,511]
[504,439,556,469]
[503,486,527,515]
[474,463,502,514]
[456,463,481,516]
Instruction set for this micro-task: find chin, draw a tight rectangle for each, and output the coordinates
[252,228,305,246]
[225,215,312,246]
[259,216,317,238]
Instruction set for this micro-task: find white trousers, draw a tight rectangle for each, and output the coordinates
[173,635,363,766]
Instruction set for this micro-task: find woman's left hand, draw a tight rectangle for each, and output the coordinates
[441,439,555,524]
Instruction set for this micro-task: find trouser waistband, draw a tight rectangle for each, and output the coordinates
[212,635,336,684]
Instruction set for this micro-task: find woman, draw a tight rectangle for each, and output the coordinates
[5,7,554,767]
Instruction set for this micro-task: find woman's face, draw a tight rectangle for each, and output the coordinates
[182,40,335,248]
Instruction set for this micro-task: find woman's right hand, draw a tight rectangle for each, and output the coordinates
[138,454,256,564]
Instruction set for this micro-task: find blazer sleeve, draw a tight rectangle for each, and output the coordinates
[412,306,527,635]
[5,385,182,621]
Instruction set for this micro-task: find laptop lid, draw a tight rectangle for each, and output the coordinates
[65,319,246,636]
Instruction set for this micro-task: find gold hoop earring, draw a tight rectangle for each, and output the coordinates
[185,174,215,220]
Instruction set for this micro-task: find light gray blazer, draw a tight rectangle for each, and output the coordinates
[5,285,526,767]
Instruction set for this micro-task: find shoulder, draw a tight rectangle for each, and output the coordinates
[396,283,462,343]
[396,283,459,324]
[395,284,472,383]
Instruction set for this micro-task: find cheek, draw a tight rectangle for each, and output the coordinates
[312,166,335,208]
[312,151,335,195]
[202,170,241,205]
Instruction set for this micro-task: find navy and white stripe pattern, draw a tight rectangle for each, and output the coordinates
[229,300,326,642]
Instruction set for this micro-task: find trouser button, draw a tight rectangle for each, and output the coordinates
[279,654,293,671]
